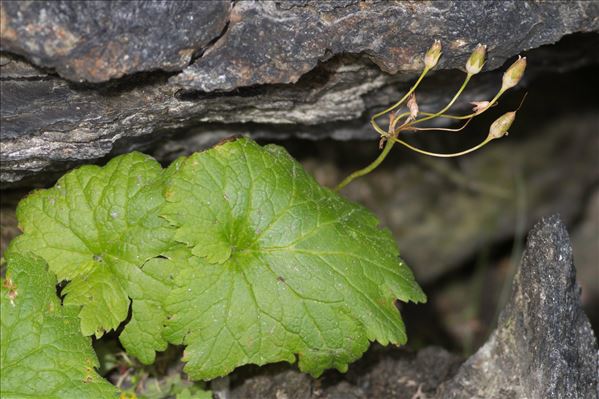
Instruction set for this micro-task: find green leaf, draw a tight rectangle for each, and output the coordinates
[176,388,213,399]
[161,138,426,380]
[0,253,117,399]
[7,152,175,364]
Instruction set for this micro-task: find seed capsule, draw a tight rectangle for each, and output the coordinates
[488,112,516,140]
[424,40,442,69]
[466,44,486,75]
[501,56,527,91]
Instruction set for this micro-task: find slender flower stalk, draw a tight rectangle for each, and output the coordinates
[405,118,472,132]
[395,73,473,133]
[389,103,524,158]
[370,67,429,137]
[369,40,442,137]
[390,136,492,158]
[334,138,396,191]
[335,42,526,191]
[411,56,527,122]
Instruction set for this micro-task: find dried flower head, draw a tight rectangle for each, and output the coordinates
[471,101,490,115]
[406,93,419,122]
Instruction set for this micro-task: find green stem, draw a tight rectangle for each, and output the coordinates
[409,73,472,126]
[418,88,505,121]
[334,139,396,192]
[390,136,492,158]
[408,118,472,132]
[337,71,504,191]
[385,74,476,137]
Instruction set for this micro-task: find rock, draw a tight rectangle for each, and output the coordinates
[2,1,597,88]
[1,1,598,186]
[435,215,599,399]
[172,0,599,91]
[224,346,462,399]
[571,189,599,327]
[0,1,231,82]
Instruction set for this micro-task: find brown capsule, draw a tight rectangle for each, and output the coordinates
[406,93,419,122]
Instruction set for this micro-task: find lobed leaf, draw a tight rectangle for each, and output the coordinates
[161,138,426,379]
[6,137,425,381]
[7,153,175,364]
[0,253,117,398]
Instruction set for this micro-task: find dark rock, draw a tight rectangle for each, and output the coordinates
[3,1,597,88]
[0,52,402,185]
[1,1,598,186]
[435,215,599,399]
[0,1,230,82]
[571,189,599,328]
[223,347,462,399]
[173,0,599,91]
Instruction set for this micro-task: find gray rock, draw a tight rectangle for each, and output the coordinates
[436,215,599,399]
[1,1,598,186]
[571,189,599,320]
[173,0,599,91]
[0,1,230,82]
[224,346,462,399]
[3,1,596,88]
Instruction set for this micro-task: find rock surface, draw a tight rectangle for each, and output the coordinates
[0,1,231,82]
[571,189,599,323]
[222,346,462,399]
[436,215,598,399]
[2,1,597,88]
[1,1,598,186]
[173,0,599,91]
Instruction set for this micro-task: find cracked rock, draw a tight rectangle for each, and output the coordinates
[0,1,231,82]
[173,0,599,91]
